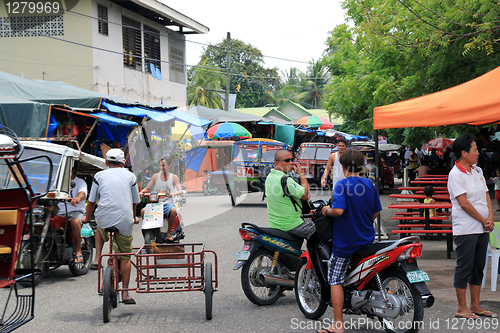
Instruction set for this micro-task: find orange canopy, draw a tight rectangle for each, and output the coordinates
[373,66,500,129]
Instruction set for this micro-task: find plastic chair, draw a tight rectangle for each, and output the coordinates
[482,226,500,291]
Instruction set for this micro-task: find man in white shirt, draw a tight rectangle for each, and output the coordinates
[82,149,140,304]
[57,163,87,263]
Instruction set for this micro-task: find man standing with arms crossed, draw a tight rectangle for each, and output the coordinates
[82,149,140,304]
[321,139,348,189]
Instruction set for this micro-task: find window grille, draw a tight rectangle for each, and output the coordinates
[144,25,160,74]
[169,47,184,73]
[97,4,108,36]
[122,16,141,70]
[0,16,64,38]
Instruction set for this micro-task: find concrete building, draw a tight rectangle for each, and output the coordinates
[0,0,208,107]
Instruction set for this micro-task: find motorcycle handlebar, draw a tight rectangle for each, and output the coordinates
[300,213,314,219]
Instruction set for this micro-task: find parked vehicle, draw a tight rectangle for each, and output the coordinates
[0,126,53,330]
[296,142,335,186]
[234,222,303,305]
[13,141,106,285]
[141,191,185,247]
[229,139,288,206]
[351,142,400,192]
[295,200,434,333]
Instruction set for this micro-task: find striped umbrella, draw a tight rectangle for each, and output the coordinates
[295,116,333,129]
[206,122,252,140]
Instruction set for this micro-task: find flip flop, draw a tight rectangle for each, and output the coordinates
[121,298,136,305]
[474,310,498,318]
[316,328,341,333]
[455,312,479,319]
[74,254,83,264]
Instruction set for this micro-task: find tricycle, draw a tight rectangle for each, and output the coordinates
[97,228,218,322]
[0,126,53,332]
[228,139,289,206]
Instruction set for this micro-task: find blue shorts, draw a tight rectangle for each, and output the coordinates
[327,255,351,285]
[163,202,176,217]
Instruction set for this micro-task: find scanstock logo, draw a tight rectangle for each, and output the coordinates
[4,1,80,17]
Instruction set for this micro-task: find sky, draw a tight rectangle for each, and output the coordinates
[160,0,347,74]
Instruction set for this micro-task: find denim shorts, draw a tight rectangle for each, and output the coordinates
[163,202,176,217]
[287,219,316,239]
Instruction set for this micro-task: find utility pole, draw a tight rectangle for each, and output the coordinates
[224,32,231,111]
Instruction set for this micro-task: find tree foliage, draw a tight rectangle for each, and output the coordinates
[187,58,224,109]
[200,38,281,108]
[322,0,500,145]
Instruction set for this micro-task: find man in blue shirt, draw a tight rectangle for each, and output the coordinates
[319,149,382,333]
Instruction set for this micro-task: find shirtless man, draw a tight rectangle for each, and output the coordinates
[321,139,348,189]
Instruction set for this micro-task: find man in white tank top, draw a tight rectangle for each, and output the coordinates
[321,139,348,188]
[139,156,183,241]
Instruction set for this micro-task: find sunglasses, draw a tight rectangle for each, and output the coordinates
[275,158,293,163]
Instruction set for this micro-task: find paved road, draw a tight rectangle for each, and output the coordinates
[3,186,500,332]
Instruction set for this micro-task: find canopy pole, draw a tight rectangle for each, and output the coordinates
[80,119,99,151]
[374,129,381,242]
[179,123,191,141]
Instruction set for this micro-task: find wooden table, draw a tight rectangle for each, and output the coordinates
[398,187,448,191]
[389,194,450,201]
[411,180,448,185]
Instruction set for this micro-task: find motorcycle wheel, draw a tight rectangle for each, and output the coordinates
[294,258,328,320]
[203,182,209,196]
[17,239,47,287]
[143,229,157,254]
[69,238,93,276]
[241,248,284,305]
[103,266,115,323]
[379,270,424,333]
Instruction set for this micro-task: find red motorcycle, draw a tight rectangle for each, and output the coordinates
[295,200,434,333]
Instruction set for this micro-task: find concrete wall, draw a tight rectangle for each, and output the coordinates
[91,0,188,107]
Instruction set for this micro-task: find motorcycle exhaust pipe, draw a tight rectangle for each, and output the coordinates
[261,274,295,288]
[421,294,434,308]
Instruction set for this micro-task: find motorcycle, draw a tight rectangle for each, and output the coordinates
[233,222,304,305]
[141,191,185,246]
[18,198,94,286]
[295,200,434,333]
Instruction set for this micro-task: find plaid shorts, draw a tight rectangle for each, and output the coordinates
[327,254,351,285]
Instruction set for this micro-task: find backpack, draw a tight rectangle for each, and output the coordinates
[280,175,312,215]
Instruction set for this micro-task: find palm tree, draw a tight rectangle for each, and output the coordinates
[187,59,225,109]
[295,59,330,108]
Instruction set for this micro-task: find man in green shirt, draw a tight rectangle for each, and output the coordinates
[265,150,314,238]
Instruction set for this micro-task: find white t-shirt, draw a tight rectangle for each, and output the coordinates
[88,168,140,237]
[57,176,87,214]
[448,163,489,236]
[404,150,412,169]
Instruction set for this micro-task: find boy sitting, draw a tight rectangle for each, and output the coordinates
[319,149,382,333]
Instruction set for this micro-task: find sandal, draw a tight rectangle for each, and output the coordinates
[474,310,498,318]
[455,312,479,319]
[74,254,83,264]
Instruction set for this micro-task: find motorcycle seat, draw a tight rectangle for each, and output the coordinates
[242,223,303,249]
[350,241,396,268]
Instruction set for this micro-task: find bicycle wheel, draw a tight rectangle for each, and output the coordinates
[205,262,213,320]
[103,266,114,323]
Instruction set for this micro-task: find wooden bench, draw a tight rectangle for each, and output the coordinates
[395,212,450,216]
[397,224,452,229]
[392,229,453,259]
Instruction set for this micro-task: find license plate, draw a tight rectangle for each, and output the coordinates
[235,251,251,260]
[407,270,430,283]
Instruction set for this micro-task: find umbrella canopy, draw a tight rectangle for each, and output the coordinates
[295,116,333,129]
[171,122,205,141]
[421,138,454,152]
[206,122,252,140]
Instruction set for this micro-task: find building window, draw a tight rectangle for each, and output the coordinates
[97,4,108,36]
[0,16,64,38]
[122,16,141,70]
[169,47,184,73]
[144,25,160,74]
